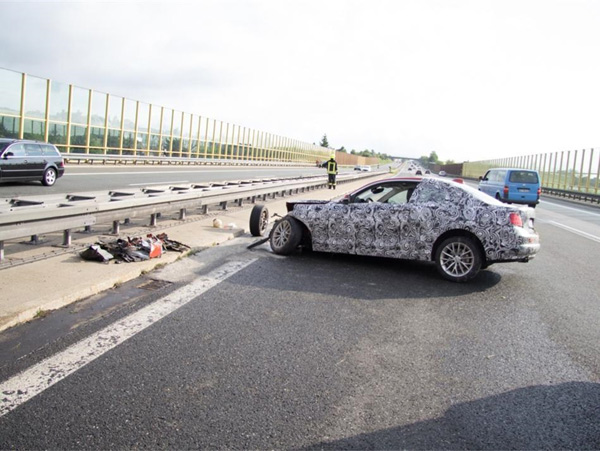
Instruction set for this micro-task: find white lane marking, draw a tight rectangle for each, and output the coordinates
[542,199,600,218]
[129,180,189,186]
[0,259,256,417]
[548,221,600,243]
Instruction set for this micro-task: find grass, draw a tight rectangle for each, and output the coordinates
[34,308,48,319]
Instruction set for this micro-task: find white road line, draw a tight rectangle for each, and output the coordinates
[128,180,189,186]
[542,199,600,218]
[0,259,256,417]
[548,221,600,243]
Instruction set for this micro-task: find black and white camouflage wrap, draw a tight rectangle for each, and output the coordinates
[289,178,538,263]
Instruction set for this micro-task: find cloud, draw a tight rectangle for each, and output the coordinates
[1,0,599,162]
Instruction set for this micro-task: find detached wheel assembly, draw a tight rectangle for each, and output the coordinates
[249,205,269,236]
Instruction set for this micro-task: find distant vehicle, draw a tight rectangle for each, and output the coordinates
[263,177,540,282]
[439,170,447,177]
[359,165,371,172]
[478,168,540,208]
[415,169,423,175]
[425,170,431,174]
[0,139,65,186]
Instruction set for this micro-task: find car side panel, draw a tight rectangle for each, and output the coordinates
[289,178,539,264]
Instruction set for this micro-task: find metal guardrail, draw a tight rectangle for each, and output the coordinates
[541,187,600,204]
[0,171,382,261]
[62,154,313,167]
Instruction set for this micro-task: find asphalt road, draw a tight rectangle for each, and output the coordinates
[0,164,359,198]
[0,175,599,449]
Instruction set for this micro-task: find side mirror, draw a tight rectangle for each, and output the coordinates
[340,197,350,204]
[3,151,14,159]
[478,176,483,181]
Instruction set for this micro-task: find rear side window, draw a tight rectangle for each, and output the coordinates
[41,144,60,156]
[24,143,43,156]
[509,171,539,183]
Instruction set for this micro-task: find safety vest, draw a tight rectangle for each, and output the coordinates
[327,160,337,174]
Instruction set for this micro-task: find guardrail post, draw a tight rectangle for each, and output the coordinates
[220,201,228,210]
[179,208,187,220]
[237,198,243,207]
[29,235,40,245]
[202,205,209,214]
[63,230,72,247]
[150,214,158,226]
[0,241,4,262]
[112,220,120,235]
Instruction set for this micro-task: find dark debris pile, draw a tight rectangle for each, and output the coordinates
[80,233,190,263]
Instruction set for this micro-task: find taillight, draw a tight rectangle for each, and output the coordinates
[537,187,541,198]
[503,185,509,198]
[510,212,523,227]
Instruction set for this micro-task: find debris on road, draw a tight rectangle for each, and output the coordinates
[80,233,190,263]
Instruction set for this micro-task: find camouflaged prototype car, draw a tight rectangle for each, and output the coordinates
[268,177,540,282]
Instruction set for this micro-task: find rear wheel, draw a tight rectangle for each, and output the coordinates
[42,167,57,186]
[270,216,302,255]
[249,205,269,236]
[435,236,482,282]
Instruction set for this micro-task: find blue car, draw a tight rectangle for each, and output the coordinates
[478,168,540,208]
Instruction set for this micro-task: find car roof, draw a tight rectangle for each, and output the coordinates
[0,138,44,144]
[487,167,539,173]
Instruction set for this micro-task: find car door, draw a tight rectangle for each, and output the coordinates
[347,181,416,258]
[479,169,493,195]
[23,143,46,179]
[402,180,449,261]
[0,143,28,180]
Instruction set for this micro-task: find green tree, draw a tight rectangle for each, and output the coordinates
[319,134,329,148]
[337,146,347,153]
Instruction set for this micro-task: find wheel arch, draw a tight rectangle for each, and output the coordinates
[288,214,312,247]
[431,229,486,264]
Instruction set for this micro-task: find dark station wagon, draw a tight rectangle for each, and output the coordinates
[258,177,540,282]
[0,139,65,186]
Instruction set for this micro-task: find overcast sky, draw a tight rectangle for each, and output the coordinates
[1,0,599,162]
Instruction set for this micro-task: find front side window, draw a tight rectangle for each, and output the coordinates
[4,143,25,157]
[353,182,417,204]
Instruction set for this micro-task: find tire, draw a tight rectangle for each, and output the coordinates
[249,205,269,236]
[434,236,482,283]
[42,167,57,186]
[269,216,302,255]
